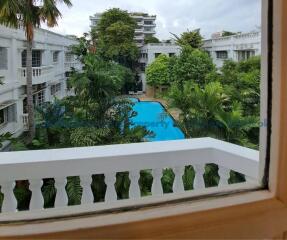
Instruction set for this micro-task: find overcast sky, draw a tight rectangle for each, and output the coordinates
[42,0,261,40]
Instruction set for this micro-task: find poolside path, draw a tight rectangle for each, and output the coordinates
[137,95,181,121]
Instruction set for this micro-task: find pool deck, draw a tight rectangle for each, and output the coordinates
[136,95,182,121]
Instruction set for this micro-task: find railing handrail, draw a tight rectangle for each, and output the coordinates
[18,65,54,70]
[0,138,259,182]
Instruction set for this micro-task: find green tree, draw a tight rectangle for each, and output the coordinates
[144,35,160,44]
[0,0,72,142]
[172,46,216,86]
[215,102,259,148]
[220,57,261,116]
[146,54,170,89]
[96,8,139,69]
[168,81,228,138]
[171,29,203,48]
[222,31,236,37]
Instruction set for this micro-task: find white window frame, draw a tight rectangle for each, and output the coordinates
[216,50,228,59]
[2,1,287,238]
[53,51,60,63]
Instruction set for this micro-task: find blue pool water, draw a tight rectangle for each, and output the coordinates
[129,98,185,142]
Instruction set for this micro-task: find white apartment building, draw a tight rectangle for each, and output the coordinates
[0,25,81,137]
[203,31,261,68]
[139,43,181,91]
[90,12,157,47]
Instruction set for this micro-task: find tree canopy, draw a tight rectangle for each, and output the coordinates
[172,46,216,86]
[144,36,160,44]
[95,8,139,68]
[146,54,170,87]
[171,29,203,48]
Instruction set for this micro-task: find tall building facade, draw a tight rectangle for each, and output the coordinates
[203,31,261,68]
[0,25,81,137]
[90,12,157,47]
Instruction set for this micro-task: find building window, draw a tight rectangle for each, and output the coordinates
[53,51,60,63]
[65,52,73,62]
[140,63,146,72]
[33,90,45,107]
[141,53,148,58]
[0,108,7,126]
[155,53,161,58]
[237,50,256,61]
[0,47,8,70]
[144,27,153,32]
[51,83,61,95]
[22,50,42,67]
[144,21,153,25]
[169,53,175,57]
[216,51,228,59]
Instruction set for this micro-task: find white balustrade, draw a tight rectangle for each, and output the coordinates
[172,166,185,193]
[193,164,206,190]
[18,66,54,85]
[80,175,93,204]
[152,168,163,196]
[218,167,230,187]
[1,181,17,213]
[54,177,68,207]
[0,138,260,221]
[29,179,44,210]
[129,170,141,199]
[104,172,117,202]
[22,114,29,131]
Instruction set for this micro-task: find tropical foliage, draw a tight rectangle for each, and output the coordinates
[171,29,203,49]
[168,56,260,148]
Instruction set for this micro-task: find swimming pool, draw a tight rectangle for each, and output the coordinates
[129,98,185,142]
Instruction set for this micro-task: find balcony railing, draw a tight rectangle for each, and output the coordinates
[22,114,28,132]
[18,66,54,85]
[65,62,81,71]
[0,138,259,222]
[203,32,261,48]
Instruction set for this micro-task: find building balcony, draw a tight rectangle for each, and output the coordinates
[22,113,28,132]
[134,35,144,40]
[18,66,54,85]
[0,138,259,222]
[65,62,82,71]
[135,28,144,33]
[143,30,156,34]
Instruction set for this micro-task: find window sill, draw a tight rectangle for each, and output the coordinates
[0,189,280,237]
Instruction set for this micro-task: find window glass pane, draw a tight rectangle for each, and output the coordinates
[0,0,266,221]
[0,47,8,70]
[22,50,42,67]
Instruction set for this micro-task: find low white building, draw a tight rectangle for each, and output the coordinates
[139,43,181,91]
[203,31,261,68]
[0,25,81,137]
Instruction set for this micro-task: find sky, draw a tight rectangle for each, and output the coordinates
[42,0,261,40]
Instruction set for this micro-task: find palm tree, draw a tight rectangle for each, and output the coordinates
[0,0,72,142]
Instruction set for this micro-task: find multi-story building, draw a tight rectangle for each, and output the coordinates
[90,12,157,47]
[139,43,181,92]
[0,25,81,137]
[203,31,261,68]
